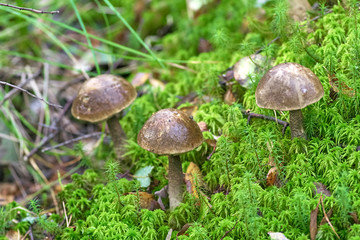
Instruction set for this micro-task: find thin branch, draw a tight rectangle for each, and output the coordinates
[320,195,340,239]
[0,81,62,109]
[0,69,41,106]
[0,3,60,14]
[42,132,103,152]
[220,220,239,240]
[24,97,75,161]
[243,110,290,135]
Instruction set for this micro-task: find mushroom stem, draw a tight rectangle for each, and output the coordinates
[289,109,306,139]
[107,115,127,163]
[168,155,184,210]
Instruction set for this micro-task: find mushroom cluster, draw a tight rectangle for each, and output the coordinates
[255,62,324,139]
[71,74,137,164]
[137,108,203,209]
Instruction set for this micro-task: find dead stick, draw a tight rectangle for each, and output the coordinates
[24,97,74,160]
[0,69,41,106]
[42,132,103,152]
[0,81,62,109]
[220,220,239,240]
[320,195,340,239]
[0,3,60,14]
[243,110,289,135]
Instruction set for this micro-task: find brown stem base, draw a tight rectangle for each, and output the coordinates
[168,155,184,210]
[289,110,306,139]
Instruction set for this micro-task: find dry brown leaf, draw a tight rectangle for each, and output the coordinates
[224,85,236,105]
[205,139,216,148]
[197,121,208,132]
[177,223,192,238]
[149,78,166,90]
[288,0,311,21]
[132,73,150,87]
[266,167,278,187]
[198,38,212,53]
[5,230,20,240]
[127,192,161,210]
[180,106,198,117]
[349,212,360,224]
[310,197,321,240]
[328,73,354,98]
[0,183,18,206]
[185,162,203,198]
[314,182,332,197]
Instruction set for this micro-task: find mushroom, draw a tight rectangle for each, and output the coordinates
[137,108,203,209]
[71,74,136,163]
[255,63,324,139]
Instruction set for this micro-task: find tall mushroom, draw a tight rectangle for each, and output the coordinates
[137,108,203,209]
[71,74,136,164]
[255,63,324,139]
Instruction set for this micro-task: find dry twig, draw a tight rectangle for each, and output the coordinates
[0,69,41,106]
[42,132,103,152]
[243,110,290,135]
[0,3,60,14]
[320,195,340,239]
[0,81,62,109]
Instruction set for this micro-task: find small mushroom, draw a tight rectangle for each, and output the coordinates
[137,108,203,209]
[71,74,136,164]
[255,63,324,139]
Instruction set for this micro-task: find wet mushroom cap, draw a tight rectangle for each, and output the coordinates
[137,108,204,155]
[71,74,137,123]
[255,62,324,111]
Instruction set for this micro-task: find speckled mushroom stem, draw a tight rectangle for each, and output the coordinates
[168,155,184,210]
[289,109,306,139]
[107,115,127,163]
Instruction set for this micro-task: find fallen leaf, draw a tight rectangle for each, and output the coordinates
[154,185,168,210]
[224,85,236,105]
[310,197,321,240]
[149,78,166,90]
[288,0,311,21]
[177,223,192,238]
[134,166,154,188]
[268,232,289,240]
[197,121,208,132]
[198,38,212,53]
[180,106,198,117]
[0,183,18,206]
[266,167,278,187]
[314,182,332,197]
[5,230,20,240]
[127,192,160,210]
[328,73,354,98]
[185,162,203,198]
[349,212,360,224]
[205,139,217,148]
[132,73,150,87]
[233,54,266,89]
[186,0,209,19]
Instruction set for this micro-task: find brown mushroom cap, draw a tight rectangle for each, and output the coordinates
[255,63,324,111]
[71,74,136,123]
[137,108,204,155]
